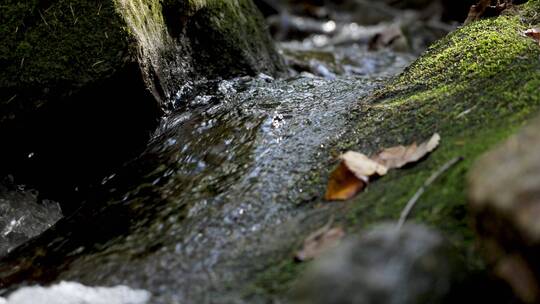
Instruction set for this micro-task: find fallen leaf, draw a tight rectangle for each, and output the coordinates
[295,225,345,261]
[342,151,389,177]
[324,151,388,201]
[525,28,540,45]
[325,133,440,201]
[372,133,440,169]
[324,162,366,201]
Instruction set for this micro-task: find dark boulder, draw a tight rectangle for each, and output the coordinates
[0,0,284,206]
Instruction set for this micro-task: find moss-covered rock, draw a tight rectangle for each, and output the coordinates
[252,0,540,298]
[0,0,284,203]
[339,0,540,244]
[0,0,283,112]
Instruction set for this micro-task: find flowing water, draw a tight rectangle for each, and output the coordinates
[0,8,446,304]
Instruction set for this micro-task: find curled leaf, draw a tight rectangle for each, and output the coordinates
[295,225,345,262]
[324,162,366,201]
[325,133,441,201]
[325,152,388,201]
[373,133,441,169]
[342,151,389,177]
[525,28,540,45]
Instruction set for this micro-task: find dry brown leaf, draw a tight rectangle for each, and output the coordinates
[342,151,389,177]
[325,133,440,201]
[325,152,388,201]
[295,225,345,261]
[324,162,366,201]
[372,133,440,169]
[525,28,540,45]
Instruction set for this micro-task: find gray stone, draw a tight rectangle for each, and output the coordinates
[469,115,540,303]
[292,223,464,304]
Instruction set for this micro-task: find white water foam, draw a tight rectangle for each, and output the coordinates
[0,281,150,304]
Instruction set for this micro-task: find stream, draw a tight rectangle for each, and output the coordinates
[0,2,453,303]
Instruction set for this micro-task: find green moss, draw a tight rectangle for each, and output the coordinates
[520,0,540,24]
[1,1,131,84]
[0,0,132,122]
[341,2,540,255]
[379,16,533,99]
[186,0,285,78]
[114,0,169,60]
[244,260,307,299]
[337,2,540,271]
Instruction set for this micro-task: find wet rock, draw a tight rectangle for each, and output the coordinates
[469,115,540,303]
[292,223,465,304]
[0,0,284,206]
[281,44,414,78]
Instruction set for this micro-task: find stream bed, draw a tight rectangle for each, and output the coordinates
[0,3,452,303]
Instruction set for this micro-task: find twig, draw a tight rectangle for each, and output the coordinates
[70,5,78,25]
[92,60,104,67]
[6,95,17,104]
[397,156,463,230]
[456,105,477,119]
[38,10,49,27]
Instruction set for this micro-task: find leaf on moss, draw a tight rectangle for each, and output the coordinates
[325,133,440,201]
[324,152,388,201]
[295,225,345,262]
[372,133,441,169]
[525,28,540,45]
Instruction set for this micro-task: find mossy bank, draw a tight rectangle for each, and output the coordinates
[343,0,540,248]
[0,0,284,205]
[249,0,540,299]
